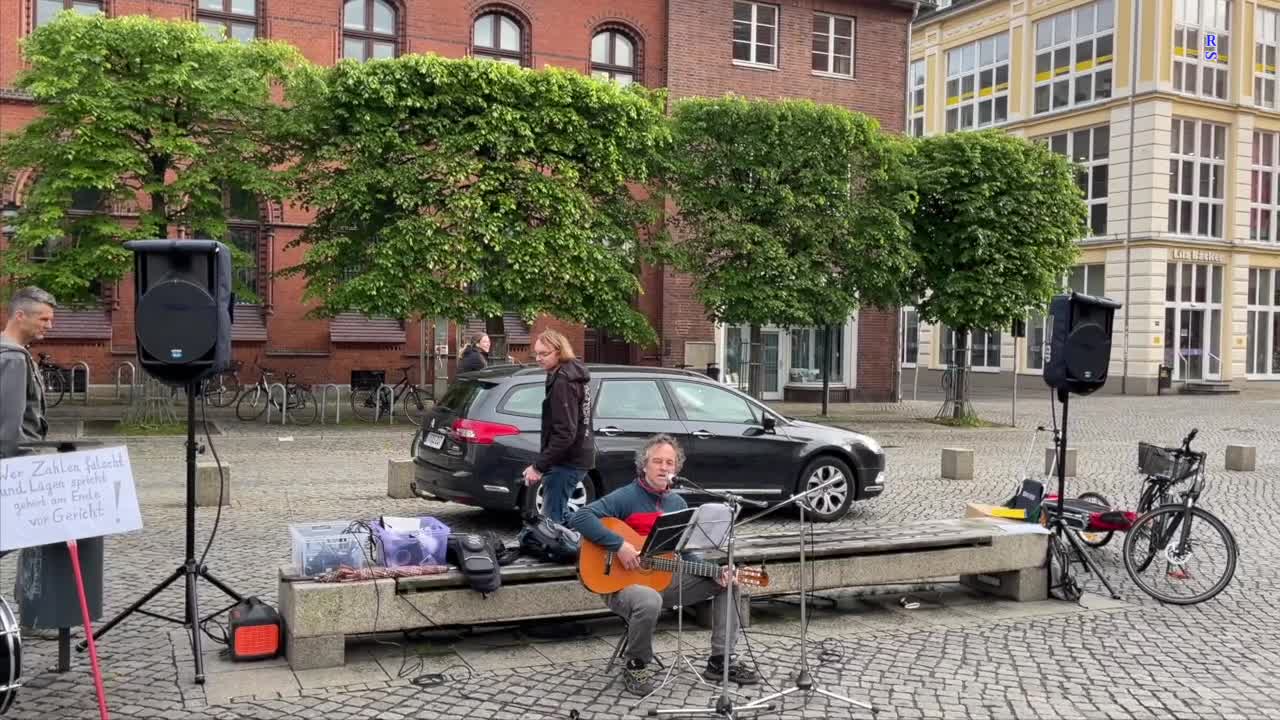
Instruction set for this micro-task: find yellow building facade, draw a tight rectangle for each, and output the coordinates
[907,0,1280,394]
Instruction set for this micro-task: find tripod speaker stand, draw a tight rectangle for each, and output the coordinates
[77,381,242,683]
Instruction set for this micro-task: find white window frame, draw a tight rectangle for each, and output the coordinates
[1164,261,1225,381]
[789,326,845,385]
[1040,126,1111,238]
[1173,0,1231,101]
[811,12,854,78]
[733,1,779,69]
[1247,267,1280,378]
[1250,130,1280,243]
[1168,118,1227,238]
[944,33,1010,132]
[1033,0,1115,115]
[941,327,1001,372]
[909,60,926,137]
[35,0,101,27]
[1255,8,1279,109]
[901,307,920,368]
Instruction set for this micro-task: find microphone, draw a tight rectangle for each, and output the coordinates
[663,474,690,488]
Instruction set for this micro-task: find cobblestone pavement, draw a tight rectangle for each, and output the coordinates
[5,391,1280,719]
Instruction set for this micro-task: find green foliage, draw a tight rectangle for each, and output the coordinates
[907,130,1085,334]
[661,96,917,329]
[279,54,670,345]
[0,13,305,306]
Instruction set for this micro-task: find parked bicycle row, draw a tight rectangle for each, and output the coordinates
[200,360,434,426]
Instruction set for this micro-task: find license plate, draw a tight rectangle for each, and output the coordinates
[425,432,445,450]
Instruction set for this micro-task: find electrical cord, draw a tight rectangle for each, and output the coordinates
[198,392,225,567]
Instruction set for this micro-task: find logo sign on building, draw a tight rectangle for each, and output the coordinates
[1171,248,1226,264]
[1205,33,1218,61]
[0,446,143,551]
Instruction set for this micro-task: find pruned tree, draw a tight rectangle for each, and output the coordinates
[661,96,916,402]
[907,130,1085,419]
[278,55,670,345]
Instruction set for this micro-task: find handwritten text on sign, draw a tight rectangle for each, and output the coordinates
[0,446,143,551]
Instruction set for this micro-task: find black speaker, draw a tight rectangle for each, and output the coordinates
[1043,291,1121,396]
[125,239,234,386]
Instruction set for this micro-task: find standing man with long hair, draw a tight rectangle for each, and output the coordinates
[522,329,594,523]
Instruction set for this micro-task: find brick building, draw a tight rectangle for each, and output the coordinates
[0,0,918,401]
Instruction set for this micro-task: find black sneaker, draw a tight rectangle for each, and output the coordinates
[623,659,656,696]
[703,656,759,685]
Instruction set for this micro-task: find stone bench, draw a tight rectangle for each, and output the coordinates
[277,517,1048,670]
[195,461,230,507]
[1225,445,1256,471]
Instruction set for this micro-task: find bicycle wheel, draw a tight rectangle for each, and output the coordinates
[44,370,67,408]
[1130,483,1166,572]
[236,387,268,421]
[1123,505,1238,605]
[1075,491,1114,548]
[203,372,241,408]
[401,387,431,426]
[351,387,391,422]
[288,387,318,426]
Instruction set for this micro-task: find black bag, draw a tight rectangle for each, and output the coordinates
[446,533,502,596]
[516,513,581,564]
[1005,478,1045,522]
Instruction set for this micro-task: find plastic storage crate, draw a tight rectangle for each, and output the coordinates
[290,521,373,576]
[372,516,452,568]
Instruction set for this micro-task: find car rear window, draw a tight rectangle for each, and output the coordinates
[436,380,494,416]
[498,383,543,417]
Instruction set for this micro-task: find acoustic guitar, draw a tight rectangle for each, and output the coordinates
[577,517,769,595]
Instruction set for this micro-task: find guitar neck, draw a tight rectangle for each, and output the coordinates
[640,554,719,579]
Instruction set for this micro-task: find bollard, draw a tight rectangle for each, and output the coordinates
[1225,445,1256,471]
[941,448,974,480]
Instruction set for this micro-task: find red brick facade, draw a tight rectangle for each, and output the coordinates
[0,0,912,400]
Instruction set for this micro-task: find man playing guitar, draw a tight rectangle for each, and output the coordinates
[568,433,759,696]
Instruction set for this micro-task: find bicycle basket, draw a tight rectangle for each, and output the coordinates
[1137,442,1198,482]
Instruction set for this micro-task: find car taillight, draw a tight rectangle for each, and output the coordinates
[451,418,520,445]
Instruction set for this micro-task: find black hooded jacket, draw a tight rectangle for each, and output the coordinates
[459,345,489,373]
[535,359,595,472]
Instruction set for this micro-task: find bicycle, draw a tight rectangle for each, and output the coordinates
[201,359,244,408]
[1121,428,1238,605]
[36,353,68,408]
[235,366,318,425]
[350,365,432,425]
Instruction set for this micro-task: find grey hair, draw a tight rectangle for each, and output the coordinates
[634,433,685,475]
[8,286,57,318]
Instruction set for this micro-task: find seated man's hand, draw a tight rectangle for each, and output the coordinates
[617,542,641,570]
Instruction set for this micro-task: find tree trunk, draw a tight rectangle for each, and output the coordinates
[821,324,832,417]
[748,324,764,400]
[953,329,970,419]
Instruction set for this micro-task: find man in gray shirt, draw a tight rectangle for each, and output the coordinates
[0,286,55,460]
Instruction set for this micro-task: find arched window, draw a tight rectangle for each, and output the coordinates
[35,0,102,28]
[473,11,525,65]
[197,0,258,42]
[590,28,638,85]
[224,186,262,302]
[342,0,396,61]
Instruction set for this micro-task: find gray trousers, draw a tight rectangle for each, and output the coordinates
[606,573,739,666]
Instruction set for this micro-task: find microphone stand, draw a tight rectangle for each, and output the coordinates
[650,477,773,719]
[735,476,876,715]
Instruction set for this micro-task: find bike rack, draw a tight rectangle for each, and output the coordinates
[115,362,137,401]
[72,361,90,404]
[315,384,341,424]
[377,383,396,424]
[265,382,288,425]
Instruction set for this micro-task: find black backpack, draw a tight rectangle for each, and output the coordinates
[446,532,503,596]
[516,513,581,564]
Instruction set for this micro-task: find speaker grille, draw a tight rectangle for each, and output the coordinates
[136,280,218,365]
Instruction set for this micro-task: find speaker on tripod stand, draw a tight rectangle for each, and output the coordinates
[1042,290,1123,599]
[79,239,243,683]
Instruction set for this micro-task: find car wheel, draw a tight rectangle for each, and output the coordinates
[522,473,596,518]
[798,456,855,522]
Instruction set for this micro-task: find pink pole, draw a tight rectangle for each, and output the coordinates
[66,540,110,720]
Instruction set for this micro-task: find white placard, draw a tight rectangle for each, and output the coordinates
[0,446,143,551]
